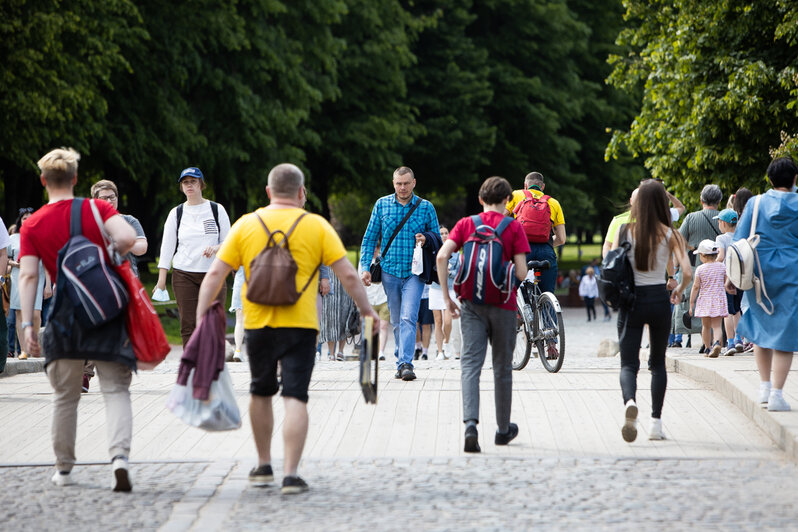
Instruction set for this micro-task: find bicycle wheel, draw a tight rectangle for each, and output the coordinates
[512,310,532,370]
[534,292,565,373]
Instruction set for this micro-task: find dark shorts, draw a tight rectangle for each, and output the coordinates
[417,298,434,325]
[727,291,743,315]
[245,326,317,402]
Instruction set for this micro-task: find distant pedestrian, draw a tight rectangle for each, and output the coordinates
[91,180,148,276]
[689,240,728,358]
[731,157,798,412]
[359,166,440,381]
[578,267,599,321]
[0,216,8,374]
[611,179,691,442]
[195,163,377,493]
[7,207,49,360]
[438,176,529,453]
[713,209,743,356]
[20,148,138,491]
[428,224,459,360]
[319,270,355,361]
[230,266,246,362]
[154,167,230,347]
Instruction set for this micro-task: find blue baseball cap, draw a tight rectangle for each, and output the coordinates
[713,208,738,224]
[178,167,204,182]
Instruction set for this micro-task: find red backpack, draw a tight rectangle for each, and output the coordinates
[453,215,518,306]
[513,190,552,243]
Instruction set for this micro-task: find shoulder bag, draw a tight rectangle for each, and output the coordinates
[369,200,420,283]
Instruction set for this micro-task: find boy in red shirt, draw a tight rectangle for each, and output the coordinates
[19,148,138,490]
[436,176,529,452]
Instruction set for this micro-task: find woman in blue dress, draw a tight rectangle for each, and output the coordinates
[733,157,798,412]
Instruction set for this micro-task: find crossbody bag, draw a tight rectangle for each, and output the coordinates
[369,200,420,283]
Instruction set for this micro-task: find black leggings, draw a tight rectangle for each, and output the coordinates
[618,284,670,419]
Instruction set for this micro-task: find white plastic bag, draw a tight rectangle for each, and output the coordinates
[411,242,423,276]
[152,287,170,302]
[166,365,242,431]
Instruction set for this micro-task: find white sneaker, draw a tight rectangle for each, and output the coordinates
[442,343,452,359]
[767,392,791,412]
[51,470,75,487]
[112,456,132,492]
[233,350,242,362]
[622,399,638,442]
[759,382,772,406]
[648,418,666,440]
[435,351,445,361]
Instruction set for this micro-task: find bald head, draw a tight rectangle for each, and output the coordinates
[267,163,304,198]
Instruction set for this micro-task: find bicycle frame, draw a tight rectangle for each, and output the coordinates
[518,272,562,348]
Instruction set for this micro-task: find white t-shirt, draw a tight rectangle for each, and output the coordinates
[157,201,231,272]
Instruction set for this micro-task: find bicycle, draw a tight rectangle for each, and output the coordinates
[512,259,565,372]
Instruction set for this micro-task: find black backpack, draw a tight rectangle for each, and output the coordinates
[597,224,636,310]
[56,199,129,328]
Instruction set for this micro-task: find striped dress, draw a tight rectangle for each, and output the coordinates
[319,272,357,343]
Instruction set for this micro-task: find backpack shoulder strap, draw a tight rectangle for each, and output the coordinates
[523,189,533,200]
[175,203,184,249]
[495,216,513,236]
[749,195,761,239]
[70,198,83,237]
[470,214,482,228]
[539,195,551,202]
[210,201,220,243]
[284,212,308,240]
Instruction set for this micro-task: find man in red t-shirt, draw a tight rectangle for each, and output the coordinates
[19,148,137,491]
[436,176,529,453]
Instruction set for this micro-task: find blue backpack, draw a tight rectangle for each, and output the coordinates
[56,199,129,328]
[454,214,518,305]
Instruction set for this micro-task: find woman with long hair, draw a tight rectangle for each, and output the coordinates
[612,180,692,442]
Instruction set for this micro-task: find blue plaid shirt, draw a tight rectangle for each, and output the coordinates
[360,193,440,278]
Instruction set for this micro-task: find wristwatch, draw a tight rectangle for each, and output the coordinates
[0,275,5,285]
[21,321,33,330]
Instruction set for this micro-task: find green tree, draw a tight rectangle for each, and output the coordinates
[305,0,419,217]
[0,0,146,213]
[401,0,495,197]
[607,0,798,205]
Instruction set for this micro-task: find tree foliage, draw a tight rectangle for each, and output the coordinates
[607,0,798,206]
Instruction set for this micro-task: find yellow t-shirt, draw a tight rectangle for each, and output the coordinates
[506,188,565,226]
[216,207,347,330]
[604,211,631,245]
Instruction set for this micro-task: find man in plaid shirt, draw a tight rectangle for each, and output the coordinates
[360,167,440,381]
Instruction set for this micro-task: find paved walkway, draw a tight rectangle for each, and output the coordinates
[1,308,796,530]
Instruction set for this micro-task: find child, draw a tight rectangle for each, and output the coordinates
[713,208,743,355]
[436,176,529,453]
[689,239,728,358]
[578,266,599,321]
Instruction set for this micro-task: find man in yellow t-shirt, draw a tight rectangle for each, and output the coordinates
[196,163,377,495]
[504,172,566,294]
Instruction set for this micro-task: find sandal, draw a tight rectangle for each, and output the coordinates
[335,352,344,361]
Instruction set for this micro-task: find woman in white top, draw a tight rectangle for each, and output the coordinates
[612,180,691,442]
[154,167,231,347]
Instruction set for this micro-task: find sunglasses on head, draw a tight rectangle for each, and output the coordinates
[19,207,34,214]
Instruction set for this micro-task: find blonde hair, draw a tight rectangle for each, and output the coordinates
[91,179,118,198]
[586,267,595,275]
[37,147,80,187]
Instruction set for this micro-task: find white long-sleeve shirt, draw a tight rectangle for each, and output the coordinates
[578,274,599,299]
[157,200,231,272]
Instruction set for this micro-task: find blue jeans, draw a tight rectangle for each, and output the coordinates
[381,272,424,368]
[526,243,557,294]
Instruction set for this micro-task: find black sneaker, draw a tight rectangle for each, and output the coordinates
[395,367,402,379]
[400,363,416,381]
[249,464,274,486]
[495,423,519,445]
[414,347,421,360]
[672,341,682,348]
[464,425,481,453]
[420,353,428,360]
[281,475,309,494]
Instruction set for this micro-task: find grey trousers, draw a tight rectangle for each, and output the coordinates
[459,301,515,433]
[47,359,133,471]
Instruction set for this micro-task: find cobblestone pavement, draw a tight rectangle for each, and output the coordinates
[0,462,208,531]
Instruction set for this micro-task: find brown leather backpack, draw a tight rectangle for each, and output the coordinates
[246,212,321,306]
